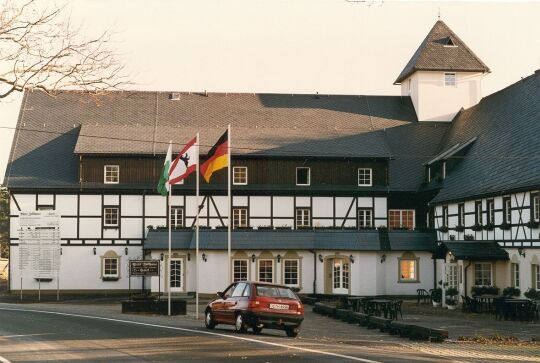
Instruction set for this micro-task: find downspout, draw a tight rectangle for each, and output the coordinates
[464,261,472,297]
[433,258,437,290]
[309,250,317,295]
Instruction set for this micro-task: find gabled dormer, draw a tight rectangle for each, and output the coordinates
[394,20,490,122]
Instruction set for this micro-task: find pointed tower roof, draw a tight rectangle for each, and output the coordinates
[394,20,490,84]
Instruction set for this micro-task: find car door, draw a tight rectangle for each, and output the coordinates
[213,283,236,322]
[223,282,247,323]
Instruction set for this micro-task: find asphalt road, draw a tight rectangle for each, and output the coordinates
[0,304,447,363]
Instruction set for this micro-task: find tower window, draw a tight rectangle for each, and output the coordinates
[444,73,456,87]
[444,37,457,47]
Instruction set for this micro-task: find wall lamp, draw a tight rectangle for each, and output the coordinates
[251,254,256,263]
[277,254,281,263]
[202,253,207,262]
[187,252,191,261]
[518,247,526,258]
[93,247,96,255]
[318,254,323,263]
[349,255,355,264]
[380,254,386,264]
[125,247,128,255]
[160,253,164,261]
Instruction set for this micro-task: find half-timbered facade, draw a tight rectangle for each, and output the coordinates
[4,20,540,298]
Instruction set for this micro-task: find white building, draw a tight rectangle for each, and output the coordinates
[4,20,540,298]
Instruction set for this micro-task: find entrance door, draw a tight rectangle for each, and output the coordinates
[169,258,184,292]
[332,258,350,294]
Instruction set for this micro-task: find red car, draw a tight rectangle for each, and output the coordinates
[204,281,304,337]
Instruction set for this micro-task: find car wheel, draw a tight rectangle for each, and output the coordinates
[252,326,263,334]
[285,327,299,338]
[234,313,247,333]
[204,310,216,329]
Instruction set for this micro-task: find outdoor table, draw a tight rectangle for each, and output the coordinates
[369,299,394,318]
[347,297,367,312]
[473,294,499,313]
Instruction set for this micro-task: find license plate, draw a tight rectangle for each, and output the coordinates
[269,303,289,310]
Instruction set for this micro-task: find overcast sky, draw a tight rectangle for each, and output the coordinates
[1,0,540,183]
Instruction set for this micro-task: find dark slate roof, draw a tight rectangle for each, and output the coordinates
[5,89,448,191]
[431,71,540,203]
[395,20,490,84]
[433,241,509,261]
[143,229,437,252]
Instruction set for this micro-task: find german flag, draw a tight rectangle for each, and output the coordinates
[200,130,228,182]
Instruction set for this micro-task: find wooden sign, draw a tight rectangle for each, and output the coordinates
[129,260,160,276]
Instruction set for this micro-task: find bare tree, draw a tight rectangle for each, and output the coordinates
[0,0,127,99]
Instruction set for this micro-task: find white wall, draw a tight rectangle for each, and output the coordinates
[403,71,484,122]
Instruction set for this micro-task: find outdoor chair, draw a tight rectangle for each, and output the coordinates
[461,295,478,313]
[390,300,403,320]
[416,289,430,304]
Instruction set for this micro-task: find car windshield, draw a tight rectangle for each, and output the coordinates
[255,285,297,299]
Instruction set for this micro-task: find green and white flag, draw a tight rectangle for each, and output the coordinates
[157,142,172,196]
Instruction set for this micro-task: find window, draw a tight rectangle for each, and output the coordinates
[444,73,456,86]
[171,207,184,228]
[231,282,247,297]
[445,37,456,47]
[487,199,494,224]
[258,259,273,283]
[447,264,458,289]
[233,208,248,228]
[532,194,539,222]
[458,204,465,227]
[283,259,299,287]
[442,206,449,228]
[399,256,418,282]
[233,259,248,282]
[475,201,483,225]
[503,197,511,224]
[104,165,119,184]
[296,167,310,186]
[511,263,520,288]
[358,209,373,229]
[233,166,248,185]
[474,263,492,286]
[295,208,311,228]
[103,257,119,278]
[104,207,119,227]
[388,210,414,230]
[357,168,373,186]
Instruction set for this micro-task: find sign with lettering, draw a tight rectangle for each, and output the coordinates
[18,211,61,279]
[129,260,160,276]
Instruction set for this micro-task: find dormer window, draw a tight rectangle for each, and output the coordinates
[444,73,456,87]
[104,165,119,184]
[296,167,310,186]
[444,36,457,47]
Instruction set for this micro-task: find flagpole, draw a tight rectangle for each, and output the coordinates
[227,124,232,284]
[195,133,200,320]
[168,141,172,317]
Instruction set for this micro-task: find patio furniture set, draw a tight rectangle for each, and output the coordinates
[348,296,403,320]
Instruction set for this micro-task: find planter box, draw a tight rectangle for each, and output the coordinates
[313,302,335,316]
[300,296,318,305]
[389,322,448,342]
[121,299,186,315]
[349,312,369,326]
[335,308,350,321]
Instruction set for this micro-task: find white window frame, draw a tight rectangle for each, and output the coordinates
[511,262,520,288]
[171,207,184,228]
[357,208,373,229]
[474,263,492,286]
[283,259,300,287]
[442,206,449,228]
[296,167,310,186]
[447,264,458,289]
[233,208,248,228]
[258,259,274,283]
[398,258,418,282]
[504,198,512,224]
[458,204,465,227]
[103,207,119,227]
[475,201,483,225]
[232,166,248,185]
[444,72,456,87]
[388,209,415,230]
[535,264,540,290]
[533,194,540,222]
[232,259,249,282]
[104,165,120,184]
[487,200,495,224]
[295,208,311,228]
[357,168,373,186]
[103,257,119,278]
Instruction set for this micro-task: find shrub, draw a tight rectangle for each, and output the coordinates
[524,288,539,300]
[502,287,521,297]
[431,288,442,303]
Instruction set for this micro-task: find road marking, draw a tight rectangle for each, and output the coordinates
[0,355,12,363]
[0,307,381,363]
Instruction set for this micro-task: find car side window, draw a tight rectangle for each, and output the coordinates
[242,284,251,297]
[231,282,247,297]
[223,283,237,299]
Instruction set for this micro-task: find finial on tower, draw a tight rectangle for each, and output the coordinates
[438,7,441,20]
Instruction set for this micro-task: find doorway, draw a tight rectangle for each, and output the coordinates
[332,258,350,294]
[169,258,184,292]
